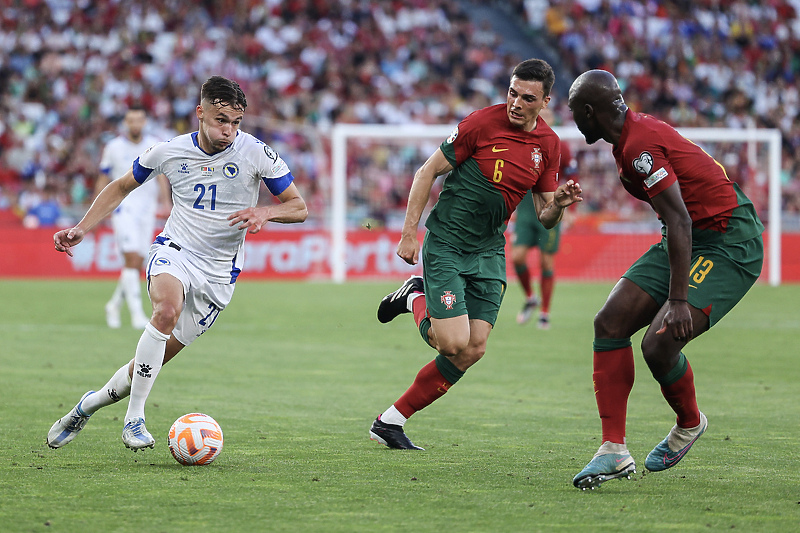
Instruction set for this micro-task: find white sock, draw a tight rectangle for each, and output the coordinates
[81,362,133,415]
[121,268,148,321]
[407,292,423,313]
[595,441,629,457]
[380,405,407,427]
[125,324,169,422]
[108,278,124,308]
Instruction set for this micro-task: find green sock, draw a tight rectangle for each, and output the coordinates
[435,353,465,384]
[656,353,688,387]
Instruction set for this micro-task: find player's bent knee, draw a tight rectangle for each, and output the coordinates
[450,346,485,371]
[150,303,181,332]
[593,310,615,338]
[436,338,470,359]
[465,348,486,366]
[640,334,676,360]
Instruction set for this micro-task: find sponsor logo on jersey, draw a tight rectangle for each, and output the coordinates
[632,151,653,175]
[441,290,457,310]
[179,162,190,174]
[223,162,240,179]
[532,147,541,169]
[492,145,509,152]
[644,167,669,189]
[446,126,459,144]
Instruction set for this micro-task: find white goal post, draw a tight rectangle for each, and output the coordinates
[331,123,782,286]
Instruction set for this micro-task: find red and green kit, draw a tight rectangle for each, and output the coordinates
[613,110,764,325]
[613,110,763,245]
[429,104,561,252]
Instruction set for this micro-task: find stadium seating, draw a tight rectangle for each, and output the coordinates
[0,0,797,224]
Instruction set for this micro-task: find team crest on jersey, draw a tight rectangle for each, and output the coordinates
[531,147,542,169]
[632,151,653,175]
[446,126,459,144]
[223,162,239,179]
[155,257,171,266]
[440,290,457,310]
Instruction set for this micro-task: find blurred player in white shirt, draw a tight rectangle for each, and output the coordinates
[95,106,169,329]
[48,76,308,451]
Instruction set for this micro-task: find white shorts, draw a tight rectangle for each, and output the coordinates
[112,205,156,257]
[146,239,235,347]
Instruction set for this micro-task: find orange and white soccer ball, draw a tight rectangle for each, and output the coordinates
[168,413,224,466]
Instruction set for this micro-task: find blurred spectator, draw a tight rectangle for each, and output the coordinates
[520,0,800,218]
[0,0,516,227]
[0,0,797,229]
[24,185,61,228]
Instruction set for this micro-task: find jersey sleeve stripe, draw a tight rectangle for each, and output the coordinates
[132,157,154,184]
[262,172,294,196]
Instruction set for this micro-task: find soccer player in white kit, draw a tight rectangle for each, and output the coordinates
[96,106,169,329]
[48,76,308,451]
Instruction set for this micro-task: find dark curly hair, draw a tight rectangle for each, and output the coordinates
[200,76,247,111]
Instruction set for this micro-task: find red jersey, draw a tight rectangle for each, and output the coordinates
[433,104,561,252]
[613,111,762,243]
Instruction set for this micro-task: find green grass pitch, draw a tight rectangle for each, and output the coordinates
[1,279,798,532]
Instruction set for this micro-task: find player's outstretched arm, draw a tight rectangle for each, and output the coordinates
[397,148,453,265]
[535,179,583,229]
[228,182,308,234]
[53,170,140,256]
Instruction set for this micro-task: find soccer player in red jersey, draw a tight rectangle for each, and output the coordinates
[568,70,764,489]
[370,59,583,450]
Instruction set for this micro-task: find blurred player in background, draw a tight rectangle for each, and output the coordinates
[48,76,308,452]
[95,105,169,330]
[512,107,578,329]
[568,70,763,489]
[371,59,583,450]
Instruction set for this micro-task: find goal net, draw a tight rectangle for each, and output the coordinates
[330,123,782,285]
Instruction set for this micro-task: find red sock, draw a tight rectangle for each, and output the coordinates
[394,359,452,419]
[411,294,429,328]
[660,361,700,428]
[593,347,635,444]
[540,273,554,313]
[515,264,533,299]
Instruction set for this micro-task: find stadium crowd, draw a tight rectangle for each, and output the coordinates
[0,0,798,228]
[526,0,800,223]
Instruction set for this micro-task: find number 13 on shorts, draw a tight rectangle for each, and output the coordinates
[690,256,713,285]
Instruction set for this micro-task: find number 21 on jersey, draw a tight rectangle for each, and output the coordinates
[193,184,217,210]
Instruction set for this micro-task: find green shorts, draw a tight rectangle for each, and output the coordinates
[514,192,560,252]
[622,235,763,326]
[514,218,560,253]
[421,231,507,325]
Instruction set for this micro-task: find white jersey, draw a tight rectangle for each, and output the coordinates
[134,130,293,283]
[100,134,161,216]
